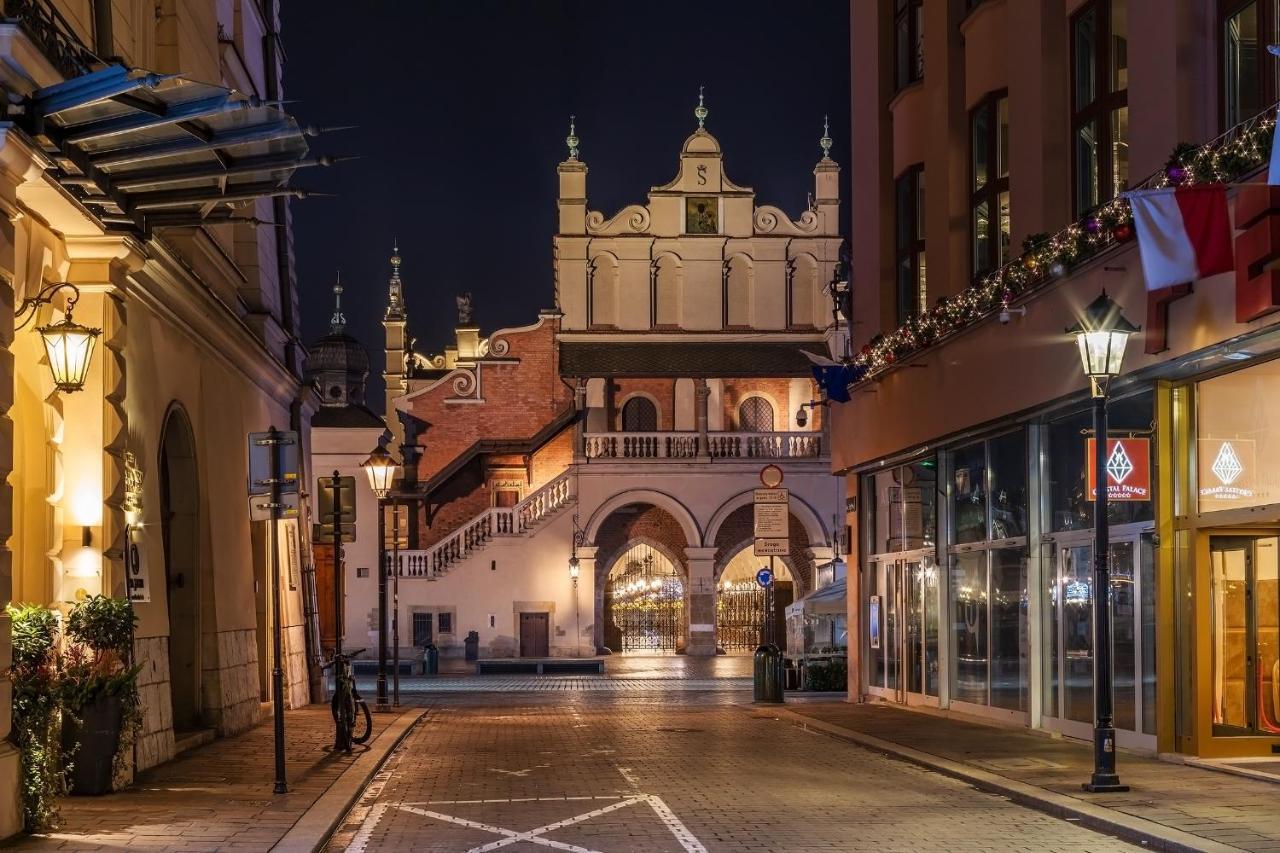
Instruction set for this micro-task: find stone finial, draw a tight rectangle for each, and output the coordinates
[566,115,579,161]
[456,292,474,325]
[387,241,404,317]
[694,86,708,129]
[330,271,345,331]
[820,115,833,160]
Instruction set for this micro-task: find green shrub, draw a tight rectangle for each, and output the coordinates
[804,656,848,692]
[5,603,66,830]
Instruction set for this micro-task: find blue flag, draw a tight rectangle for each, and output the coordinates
[811,364,854,404]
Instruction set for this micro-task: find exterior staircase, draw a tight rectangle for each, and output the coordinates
[385,471,575,580]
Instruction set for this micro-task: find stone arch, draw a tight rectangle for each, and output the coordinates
[714,536,806,596]
[652,252,682,328]
[703,489,828,549]
[723,253,753,328]
[601,534,686,579]
[158,402,214,732]
[589,252,619,328]
[584,489,701,547]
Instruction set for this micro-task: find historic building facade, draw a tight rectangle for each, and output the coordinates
[2,1,325,835]
[347,102,847,663]
[837,0,1280,759]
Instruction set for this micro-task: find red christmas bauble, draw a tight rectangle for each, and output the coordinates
[1112,222,1134,243]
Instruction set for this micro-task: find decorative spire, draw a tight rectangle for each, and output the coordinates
[565,114,579,161]
[694,85,708,129]
[330,271,345,331]
[819,114,833,160]
[386,240,404,318]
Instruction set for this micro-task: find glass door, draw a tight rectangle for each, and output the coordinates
[865,556,938,702]
[1044,532,1156,747]
[1210,536,1280,736]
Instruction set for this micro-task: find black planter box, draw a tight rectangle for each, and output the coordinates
[62,692,123,796]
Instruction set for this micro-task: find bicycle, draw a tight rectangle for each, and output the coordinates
[324,648,372,752]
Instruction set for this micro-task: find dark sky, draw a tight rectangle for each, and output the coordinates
[283,1,851,409]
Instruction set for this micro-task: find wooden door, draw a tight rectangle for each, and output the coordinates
[520,612,549,657]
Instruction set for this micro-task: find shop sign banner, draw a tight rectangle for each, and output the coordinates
[1198,438,1256,507]
[1085,438,1151,501]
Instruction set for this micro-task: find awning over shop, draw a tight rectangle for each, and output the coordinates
[21,64,339,233]
[785,577,846,619]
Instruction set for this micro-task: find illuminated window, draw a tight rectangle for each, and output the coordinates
[1222,1,1280,129]
[970,92,1010,280]
[1071,0,1128,216]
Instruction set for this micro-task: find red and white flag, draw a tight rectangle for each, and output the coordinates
[1127,185,1234,291]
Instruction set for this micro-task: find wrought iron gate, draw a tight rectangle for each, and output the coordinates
[607,545,684,652]
[717,580,765,651]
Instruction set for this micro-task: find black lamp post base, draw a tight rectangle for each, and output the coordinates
[1083,726,1129,793]
[1082,778,1129,793]
[374,702,392,713]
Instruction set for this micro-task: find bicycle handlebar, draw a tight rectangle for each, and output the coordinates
[321,649,367,670]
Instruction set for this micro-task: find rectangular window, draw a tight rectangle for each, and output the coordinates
[412,612,432,647]
[1222,1,1280,129]
[952,441,987,545]
[895,165,926,323]
[1071,0,1128,216]
[356,567,369,578]
[894,0,924,89]
[952,551,989,705]
[867,460,937,556]
[970,92,1010,280]
[1048,390,1154,531]
[438,612,453,634]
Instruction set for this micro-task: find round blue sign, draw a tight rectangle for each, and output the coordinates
[755,567,773,588]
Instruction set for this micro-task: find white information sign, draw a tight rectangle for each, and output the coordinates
[754,537,789,556]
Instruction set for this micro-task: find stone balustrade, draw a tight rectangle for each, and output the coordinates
[583,431,822,460]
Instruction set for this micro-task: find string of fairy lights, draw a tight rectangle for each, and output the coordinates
[848,104,1279,382]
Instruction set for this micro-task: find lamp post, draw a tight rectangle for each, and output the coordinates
[1067,290,1138,794]
[568,554,581,657]
[361,444,398,713]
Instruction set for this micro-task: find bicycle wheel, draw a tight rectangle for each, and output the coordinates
[351,699,373,745]
[331,687,354,752]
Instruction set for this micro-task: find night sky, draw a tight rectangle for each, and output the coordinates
[282,1,851,410]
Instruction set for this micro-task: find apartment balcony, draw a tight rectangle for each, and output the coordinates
[2,0,97,81]
[582,430,823,461]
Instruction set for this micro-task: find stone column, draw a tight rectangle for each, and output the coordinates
[684,546,718,656]
[694,378,710,458]
[573,545,597,655]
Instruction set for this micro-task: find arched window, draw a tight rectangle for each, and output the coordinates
[737,396,775,432]
[621,397,658,431]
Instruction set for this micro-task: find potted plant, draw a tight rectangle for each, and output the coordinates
[58,595,141,796]
[5,603,66,829]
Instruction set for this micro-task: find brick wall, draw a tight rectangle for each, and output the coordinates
[593,504,692,581]
[403,317,571,484]
[613,378,676,429]
[720,379,796,429]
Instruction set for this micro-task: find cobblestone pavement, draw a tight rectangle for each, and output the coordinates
[328,691,1137,853]
[6,706,399,852]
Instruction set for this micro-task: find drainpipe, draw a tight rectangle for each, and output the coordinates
[92,0,114,59]
[263,0,298,376]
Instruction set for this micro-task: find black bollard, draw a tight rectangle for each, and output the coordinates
[753,643,785,703]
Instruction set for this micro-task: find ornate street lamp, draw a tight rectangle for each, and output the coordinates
[18,283,100,393]
[362,444,400,711]
[568,514,584,656]
[1066,290,1138,794]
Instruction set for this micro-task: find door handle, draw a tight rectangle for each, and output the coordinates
[170,572,185,589]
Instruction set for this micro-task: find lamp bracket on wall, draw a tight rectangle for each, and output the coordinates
[17,282,81,329]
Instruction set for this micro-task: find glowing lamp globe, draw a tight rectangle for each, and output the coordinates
[568,555,581,581]
[1066,291,1139,396]
[361,445,399,499]
[38,314,99,393]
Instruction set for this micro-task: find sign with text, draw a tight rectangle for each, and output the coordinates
[247,431,299,496]
[1198,438,1257,510]
[753,538,789,556]
[125,527,150,603]
[1085,438,1151,502]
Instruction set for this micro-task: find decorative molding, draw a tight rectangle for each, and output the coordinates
[585,204,651,235]
[753,205,819,235]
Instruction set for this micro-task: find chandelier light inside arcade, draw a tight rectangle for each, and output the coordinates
[606,543,683,652]
[716,578,765,652]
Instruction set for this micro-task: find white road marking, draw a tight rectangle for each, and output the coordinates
[487,764,549,777]
[345,792,708,852]
[615,765,641,788]
[344,801,388,853]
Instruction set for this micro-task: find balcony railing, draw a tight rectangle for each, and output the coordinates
[4,0,97,80]
[583,431,822,460]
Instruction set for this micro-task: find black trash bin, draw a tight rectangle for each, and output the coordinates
[753,643,785,703]
[423,643,439,675]
[464,630,480,662]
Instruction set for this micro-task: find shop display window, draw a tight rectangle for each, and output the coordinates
[1197,358,1280,513]
[1049,391,1154,531]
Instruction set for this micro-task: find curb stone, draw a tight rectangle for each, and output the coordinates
[761,705,1237,853]
[271,708,425,853]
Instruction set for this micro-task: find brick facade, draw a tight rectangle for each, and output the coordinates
[593,505,692,582]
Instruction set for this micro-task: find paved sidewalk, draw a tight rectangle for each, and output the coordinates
[780,701,1280,852]
[5,705,421,852]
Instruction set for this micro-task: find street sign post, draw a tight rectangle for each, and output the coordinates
[247,427,294,796]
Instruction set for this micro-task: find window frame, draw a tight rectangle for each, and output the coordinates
[969,90,1010,281]
[894,0,924,91]
[894,164,926,324]
[1070,0,1128,217]
[1218,0,1280,130]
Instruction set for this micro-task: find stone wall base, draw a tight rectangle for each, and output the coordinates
[134,636,176,771]
[210,628,262,736]
[0,742,20,839]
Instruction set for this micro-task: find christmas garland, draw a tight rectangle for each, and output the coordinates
[850,105,1279,381]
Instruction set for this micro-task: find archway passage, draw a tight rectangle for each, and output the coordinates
[590,501,692,654]
[605,542,684,653]
[160,406,201,732]
[716,548,795,653]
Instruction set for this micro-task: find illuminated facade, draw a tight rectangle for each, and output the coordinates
[838,0,1280,759]
[1,1,327,835]
[361,102,846,663]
